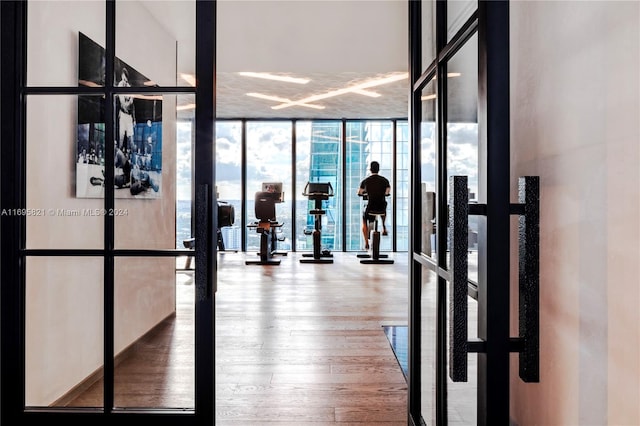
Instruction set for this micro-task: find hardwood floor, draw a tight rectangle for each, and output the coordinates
[68,251,410,425]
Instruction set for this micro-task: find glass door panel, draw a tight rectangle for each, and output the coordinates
[25,257,104,409]
[420,266,439,425]
[445,292,478,425]
[420,79,437,258]
[113,257,194,409]
[447,0,477,43]
[446,33,479,281]
[26,0,105,87]
[421,0,436,69]
[6,0,212,423]
[116,0,195,88]
[113,93,178,250]
[25,95,105,250]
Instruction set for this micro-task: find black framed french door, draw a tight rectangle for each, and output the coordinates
[408,1,538,425]
[0,1,216,424]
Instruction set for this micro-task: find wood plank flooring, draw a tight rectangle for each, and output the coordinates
[68,251,410,425]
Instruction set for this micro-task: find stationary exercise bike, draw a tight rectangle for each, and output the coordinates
[357,192,394,264]
[300,182,334,264]
[246,190,283,265]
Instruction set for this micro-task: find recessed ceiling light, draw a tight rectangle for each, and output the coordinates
[247,92,324,110]
[246,92,291,103]
[350,89,382,98]
[239,72,310,84]
[272,72,408,110]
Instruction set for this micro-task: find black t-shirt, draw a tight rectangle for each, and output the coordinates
[359,174,390,212]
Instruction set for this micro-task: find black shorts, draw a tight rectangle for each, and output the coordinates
[363,205,386,223]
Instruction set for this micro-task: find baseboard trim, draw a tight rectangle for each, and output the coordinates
[52,312,177,407]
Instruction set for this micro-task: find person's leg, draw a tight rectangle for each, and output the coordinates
[382,214,388,235]
[361,212,370,250]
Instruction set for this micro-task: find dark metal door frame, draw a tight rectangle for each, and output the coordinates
[0,1,217,424]
[408,1,538,425]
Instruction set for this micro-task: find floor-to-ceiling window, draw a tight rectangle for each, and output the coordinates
[245,121,293,252]
[215,121,242,251]
[296,120,343,252]
[196,118,410,253]
[395,121,410,251]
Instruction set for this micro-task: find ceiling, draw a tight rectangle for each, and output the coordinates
[142,0,410,120]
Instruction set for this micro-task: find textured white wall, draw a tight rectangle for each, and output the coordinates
[510,1,640,424]
[24,1,177,406]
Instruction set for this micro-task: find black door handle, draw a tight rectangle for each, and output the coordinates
[195,183,213,300]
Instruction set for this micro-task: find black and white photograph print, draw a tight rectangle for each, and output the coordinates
[75,32,163,199]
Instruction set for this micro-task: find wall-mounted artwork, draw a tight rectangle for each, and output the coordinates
[76,32,163,199]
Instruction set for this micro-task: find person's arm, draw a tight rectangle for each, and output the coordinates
[357,179,366,196]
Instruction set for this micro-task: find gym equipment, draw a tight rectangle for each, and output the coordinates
[181,200,236,269]
[217,200,236,252]
[246,190,284,265]
[261,182,287,257]
[358,193,394,264]
[300,182,334,264]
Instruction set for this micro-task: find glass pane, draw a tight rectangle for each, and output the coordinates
[27,1,105,86]
[296,121,342,253]
[421,0,437,69]
[113,257,193,409]
[447,0,477,43]
[216,121,242,251]
[114,94,177,250]
[345,123,367,251]
[420,78,437,258]
[26,257,104,408]
[396,121,410,251]
[345,121,394,252]
[420,265,438,425]
[446,34,479,279]
[295,122,311,251]
[446,289,478,425]
[26,95,104,250]
[245,121,292,252]
[116,0,195,87]
[177,117,194,252]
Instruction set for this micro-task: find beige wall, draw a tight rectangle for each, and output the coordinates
[510,1,640,425]
[24,1,178,406]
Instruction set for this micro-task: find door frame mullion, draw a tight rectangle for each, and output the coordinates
[103,0,116,413]
[194,0,217,422]
[1,0,28,422]
[476,1,511,424]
